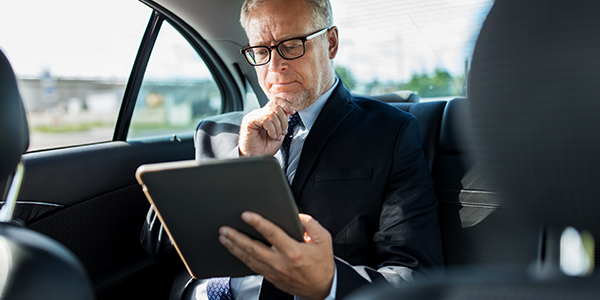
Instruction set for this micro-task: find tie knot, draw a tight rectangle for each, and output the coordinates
[288,112,301,129]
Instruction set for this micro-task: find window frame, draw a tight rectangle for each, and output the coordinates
[113,1,243,141]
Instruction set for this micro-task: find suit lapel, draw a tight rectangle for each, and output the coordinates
[291,84,356,203]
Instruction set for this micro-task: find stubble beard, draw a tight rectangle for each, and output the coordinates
[267,88,317,111]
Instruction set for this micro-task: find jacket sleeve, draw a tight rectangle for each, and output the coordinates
[140,204,177,261]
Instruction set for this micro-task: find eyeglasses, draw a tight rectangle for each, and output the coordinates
[241,26,333,66]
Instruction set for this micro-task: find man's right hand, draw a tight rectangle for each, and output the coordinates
[239,98,296,156]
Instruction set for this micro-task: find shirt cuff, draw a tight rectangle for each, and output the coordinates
[324,266,338,300]
[234,275,262,300]
[223,146,241,159]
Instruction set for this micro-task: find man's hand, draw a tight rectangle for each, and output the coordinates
[239,98,296,156]
[218,212,335,300]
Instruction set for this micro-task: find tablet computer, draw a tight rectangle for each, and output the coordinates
[135,156,304,279]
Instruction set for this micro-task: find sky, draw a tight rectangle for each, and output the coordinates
[0,0,151,80]
[0,0,493,83]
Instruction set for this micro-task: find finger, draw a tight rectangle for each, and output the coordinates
[265,101,291,138]
[220,236,272,275]
[271,98,295,115]
[299,214,331,244]
[241,212,299,253]
[273,106,289,137]
[218,226,273,270]
[260,114,281,140]
[265,107,286,139]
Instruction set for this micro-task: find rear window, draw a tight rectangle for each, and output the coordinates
[331,0,493,100]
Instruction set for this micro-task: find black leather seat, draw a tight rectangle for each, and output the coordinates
[433,98,540,270]
[393,97,540,270]
[371,90,420,103]
[391,100,445,171]
[0,50,93,299]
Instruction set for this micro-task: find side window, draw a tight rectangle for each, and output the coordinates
[0,1,151,151]
[330,0,493,100]
[127,21,221,140]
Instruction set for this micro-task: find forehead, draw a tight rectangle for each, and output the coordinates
[246,0,314,45]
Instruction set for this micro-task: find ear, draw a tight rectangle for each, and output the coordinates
[327,26,339,59]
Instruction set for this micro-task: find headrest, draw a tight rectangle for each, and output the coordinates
[0,50,29,182]
[371,90,420,103]
[437,98,472,155]
[468,0,600,234]
[0,223,93,299]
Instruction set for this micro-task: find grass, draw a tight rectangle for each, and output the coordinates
[32,122,111,133]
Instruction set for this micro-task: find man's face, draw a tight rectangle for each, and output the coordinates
[246,0,337,111]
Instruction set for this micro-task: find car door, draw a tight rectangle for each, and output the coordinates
[2,1,244,298]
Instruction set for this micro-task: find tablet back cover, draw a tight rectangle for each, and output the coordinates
[136,156,303,279]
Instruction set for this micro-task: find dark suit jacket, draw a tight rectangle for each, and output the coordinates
[187,82,444,298]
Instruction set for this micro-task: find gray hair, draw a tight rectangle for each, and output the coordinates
[240,0,333,33]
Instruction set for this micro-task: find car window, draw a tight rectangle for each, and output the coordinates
[330,0,493,100]
[127,21,221,140]
[0,0,151,151]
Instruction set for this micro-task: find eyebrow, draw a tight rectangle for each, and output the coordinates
[249,32,306,47]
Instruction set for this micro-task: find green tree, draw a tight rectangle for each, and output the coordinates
[335,65,356,91]
[403,69,463,98]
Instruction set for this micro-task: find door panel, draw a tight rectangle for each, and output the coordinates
[21,138,193,206]
[19,137,194,296]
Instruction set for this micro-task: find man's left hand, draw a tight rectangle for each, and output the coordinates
[218,212,335,300]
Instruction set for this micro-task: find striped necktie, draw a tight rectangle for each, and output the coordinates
[280,112,302,174]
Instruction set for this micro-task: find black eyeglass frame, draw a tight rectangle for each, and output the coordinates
[240,26,334,66]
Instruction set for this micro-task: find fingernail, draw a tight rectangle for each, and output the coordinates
[219,227,228,236]
[219,235,230,245]
[241,212,253,222]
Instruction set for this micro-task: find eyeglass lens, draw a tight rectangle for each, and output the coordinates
[244,39,305,65]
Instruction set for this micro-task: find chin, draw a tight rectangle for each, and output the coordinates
[268,89,315,110]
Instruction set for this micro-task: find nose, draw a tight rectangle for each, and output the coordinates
[267,48,287,72]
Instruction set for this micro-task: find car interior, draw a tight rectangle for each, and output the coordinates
[1,0,598,299]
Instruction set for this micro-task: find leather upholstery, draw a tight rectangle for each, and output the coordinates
[371,90,420,103]
[394,98,540,269]
[348,268,600,300]
[392,101,445,171]
[0,224,93,299]
[437,98,471,155]
[433,98,539,269]
[0,50,28,186]
[468,0,600,235]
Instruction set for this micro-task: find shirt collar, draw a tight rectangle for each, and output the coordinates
[298,77,339,130]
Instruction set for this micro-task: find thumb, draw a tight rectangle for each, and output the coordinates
[299,213,330,244]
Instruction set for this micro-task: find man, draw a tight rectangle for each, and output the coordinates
[142,0,443,299]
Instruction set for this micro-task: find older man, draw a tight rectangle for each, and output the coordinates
[142,0,443,299]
